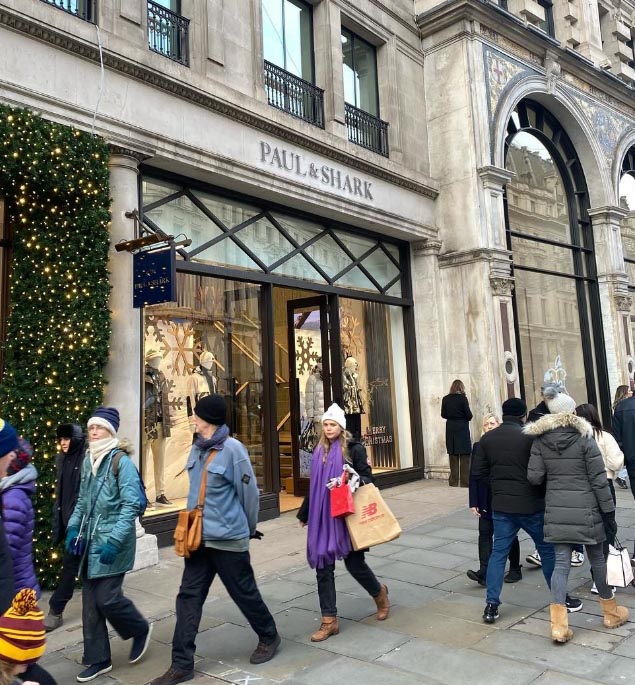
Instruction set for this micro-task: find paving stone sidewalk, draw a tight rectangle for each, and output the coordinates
[40,480,635,685]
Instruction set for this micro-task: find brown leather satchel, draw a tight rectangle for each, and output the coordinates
[174,450,217,558]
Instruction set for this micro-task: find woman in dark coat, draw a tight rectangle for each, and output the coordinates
[441,379,472,487]
[44,424,86,632]
[526,391,629,643]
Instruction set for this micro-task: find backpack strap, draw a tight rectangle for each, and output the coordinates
[111,450,127,477]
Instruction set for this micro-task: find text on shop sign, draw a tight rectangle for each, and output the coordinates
[260,141,374,200]
[132,247,176,308]
[362,425,393,446]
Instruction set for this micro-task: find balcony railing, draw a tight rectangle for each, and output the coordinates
[40,0,96,22]
[264,61,325,129]
[345,103,389,157]
[147,0,189,66]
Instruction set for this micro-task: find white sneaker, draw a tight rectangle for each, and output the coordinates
[591,582,598,594]
[571,550,585,567]
[525,550,542,567]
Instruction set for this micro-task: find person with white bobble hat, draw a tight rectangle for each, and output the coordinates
[297,403,389,643]
[526,393,627,643]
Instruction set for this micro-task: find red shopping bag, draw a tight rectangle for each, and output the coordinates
[330,471,355,518]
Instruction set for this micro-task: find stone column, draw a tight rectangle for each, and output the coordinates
[412,239,448,479]
[107,147,158,568]
[588,206,630,394]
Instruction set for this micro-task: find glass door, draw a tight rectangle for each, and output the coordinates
[287,296,331,496]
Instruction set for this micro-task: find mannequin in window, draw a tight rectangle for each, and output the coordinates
[187,351,217,432]
[144,348,172,507]
[343,356,365,440]
[305,358,325,424]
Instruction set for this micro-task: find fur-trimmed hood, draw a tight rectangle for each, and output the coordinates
[523,412,593,438]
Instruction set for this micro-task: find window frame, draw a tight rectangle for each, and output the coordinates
[341,26,380,118]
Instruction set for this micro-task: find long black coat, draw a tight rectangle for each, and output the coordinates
[441,393,472,455]
[526,413,614,545]
[613,395,635,460]
[471,416,544,514]
[52,425,86,545]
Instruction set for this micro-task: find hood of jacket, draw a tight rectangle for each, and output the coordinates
[0,462,37,492]
[523,413,592,453]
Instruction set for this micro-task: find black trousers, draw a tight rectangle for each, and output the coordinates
[49,551,82,615]
[82,573,148,664]
[316,550,382,617]
[172,546,278,671]
[23,664,57,685]
[478,517,520,575]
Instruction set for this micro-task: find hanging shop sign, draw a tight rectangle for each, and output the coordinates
[133,247,176,308]
[259,141,374,201]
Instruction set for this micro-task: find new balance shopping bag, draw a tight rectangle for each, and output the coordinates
[345,483,401,551]
[607,541,634,587]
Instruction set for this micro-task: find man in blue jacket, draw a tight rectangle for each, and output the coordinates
[149,395,280,685]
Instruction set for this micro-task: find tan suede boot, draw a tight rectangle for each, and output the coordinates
[599,597,629,628]
[374,584,390,620]
[550,604,573,643]
[310,616,339,642]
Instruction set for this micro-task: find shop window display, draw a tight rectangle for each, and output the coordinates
[142,273,264,515]
[338,298,413,471]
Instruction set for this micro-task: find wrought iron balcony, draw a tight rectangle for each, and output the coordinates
[345,103,389,157]
[147,0,189,66]
[264,61,325,129]
[40,0,96,22]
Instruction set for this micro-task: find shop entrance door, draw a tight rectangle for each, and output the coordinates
[288,296,333,497]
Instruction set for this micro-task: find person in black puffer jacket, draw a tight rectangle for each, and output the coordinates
[526,391,629,643]
[44,424,86,632]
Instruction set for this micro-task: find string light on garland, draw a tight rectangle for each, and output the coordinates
[0,105,111,588]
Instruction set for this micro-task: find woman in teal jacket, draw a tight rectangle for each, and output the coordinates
[66,407,151,683]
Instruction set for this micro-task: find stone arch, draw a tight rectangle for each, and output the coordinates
[491,75,612,208]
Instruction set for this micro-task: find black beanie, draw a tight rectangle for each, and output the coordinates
[194,394,227,426]
[501,398,527,417]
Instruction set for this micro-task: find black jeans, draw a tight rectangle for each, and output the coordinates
[82,573,148,664]
[49,551,82,615]
[478,517,520,575]
[172,546,277,671]
[316,550,382,617]
[23,664,57,685]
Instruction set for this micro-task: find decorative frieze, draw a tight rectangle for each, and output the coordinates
[615,294,633,312]
[413,239,443,257]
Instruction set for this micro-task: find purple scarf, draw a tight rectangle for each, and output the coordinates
[306,439,351,569]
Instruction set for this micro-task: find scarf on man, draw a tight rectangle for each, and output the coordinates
[306,439,351,569]
[87,436,119,476]
[194,423,230,452]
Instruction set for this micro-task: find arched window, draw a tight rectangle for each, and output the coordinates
[504,99,608,416]
[618,149,635,379]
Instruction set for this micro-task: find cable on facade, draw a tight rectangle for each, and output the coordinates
[91,24,105,137]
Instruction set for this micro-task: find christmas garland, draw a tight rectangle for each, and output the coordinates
[0,105,111,587]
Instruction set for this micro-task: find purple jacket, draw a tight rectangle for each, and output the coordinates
[0,463,40,598]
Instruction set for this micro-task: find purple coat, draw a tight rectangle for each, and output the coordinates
[0,463,40,598]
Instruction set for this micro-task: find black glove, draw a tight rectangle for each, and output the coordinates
[250,530,264,540]
[602,510,618,542]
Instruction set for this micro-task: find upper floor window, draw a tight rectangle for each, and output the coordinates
[537,0,555,37]
[341,28,379,117]
[341,27,388,157]
[148,0,190,66]
[262,0,314,82]
[41,0,96,22]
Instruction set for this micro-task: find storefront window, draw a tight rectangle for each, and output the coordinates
[142,274,264,515]
[505,106,599,410]
[339,298,413,470]
[619,172,635,288]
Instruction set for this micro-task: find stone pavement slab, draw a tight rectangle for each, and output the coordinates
[377,636,544,684]
[511,615,626,651]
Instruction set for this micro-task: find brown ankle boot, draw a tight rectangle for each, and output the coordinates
[310,616,339,642]
[599,597,629,628]
[374,584,390,620]
[550,604,573,643]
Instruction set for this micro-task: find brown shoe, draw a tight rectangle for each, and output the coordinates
[599,597,629,629]
[374,584,390,620]
[310,616,339,642]
[549,604,573,643]
[146,666,194,685]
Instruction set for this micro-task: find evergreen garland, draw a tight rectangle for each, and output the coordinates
[0,105,111,588]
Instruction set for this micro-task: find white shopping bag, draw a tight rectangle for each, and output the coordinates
[606,544,634,587]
